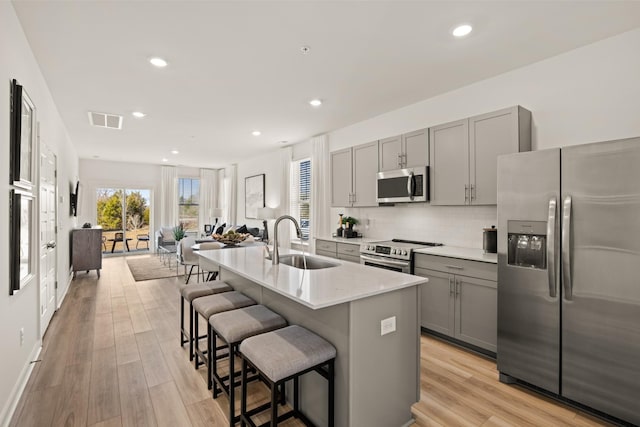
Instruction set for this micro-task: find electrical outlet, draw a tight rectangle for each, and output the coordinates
[20,328,24,346]
[380,316,396,336]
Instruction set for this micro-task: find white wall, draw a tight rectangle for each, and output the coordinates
[0,3,79,424]
[235,150,283,237]
[328,28,640,249]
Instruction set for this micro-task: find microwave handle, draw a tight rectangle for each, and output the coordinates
[407,172,416,200]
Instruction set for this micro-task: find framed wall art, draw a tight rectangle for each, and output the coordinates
[244,174,265,219]
[10,79,36,190]
[9,189,35,295]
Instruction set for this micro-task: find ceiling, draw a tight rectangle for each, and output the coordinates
[12,1,640,169]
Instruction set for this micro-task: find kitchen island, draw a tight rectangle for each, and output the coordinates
[198,246,427,427]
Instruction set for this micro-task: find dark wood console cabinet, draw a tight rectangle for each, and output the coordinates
[71,228,102,278]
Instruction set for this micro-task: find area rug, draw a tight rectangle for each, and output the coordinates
[127,256,183,281]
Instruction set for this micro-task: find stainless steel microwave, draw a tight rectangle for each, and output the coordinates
[376,166,429,203]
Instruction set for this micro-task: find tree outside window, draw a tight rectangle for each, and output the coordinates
[179,178,200,232]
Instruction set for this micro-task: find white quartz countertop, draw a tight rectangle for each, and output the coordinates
[414,246,497,264]
[315,236,382,244]
[197,246,426,309]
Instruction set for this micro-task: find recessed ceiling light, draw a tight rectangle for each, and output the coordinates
[162,158,168,162]
[309,99,322,107]
[149,57,168,67]
[132,111,146,118]
[452,24,472,38]
[300,46,311,54]
[171,150,179,154]
[252,130,261,136]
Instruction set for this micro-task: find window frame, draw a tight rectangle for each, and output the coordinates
[290,158,311,241]
[178,177,200,232]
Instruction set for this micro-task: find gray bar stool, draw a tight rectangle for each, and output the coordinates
[180,282,233,361]
[239,325,336,427]
[192,292,256,387]
[209,305,287,425]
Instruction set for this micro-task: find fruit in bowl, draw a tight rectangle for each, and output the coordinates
[212,230,249,245]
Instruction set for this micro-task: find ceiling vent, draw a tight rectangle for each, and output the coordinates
[88,111,123,130]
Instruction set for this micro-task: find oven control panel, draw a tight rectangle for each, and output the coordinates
[360,243,411,260]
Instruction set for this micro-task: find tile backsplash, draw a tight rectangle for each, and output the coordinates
[330,204,497,249]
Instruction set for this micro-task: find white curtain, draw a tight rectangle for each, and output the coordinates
[199,168,218,231]
[278,146,293,247]
[224,164,237,227]
[310,134,330,252]
[160,166,178,227]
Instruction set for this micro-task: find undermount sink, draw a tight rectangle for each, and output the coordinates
[278,254,339,270]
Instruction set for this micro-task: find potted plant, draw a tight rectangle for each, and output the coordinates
[173,222,186,241]
[342,216,359,229]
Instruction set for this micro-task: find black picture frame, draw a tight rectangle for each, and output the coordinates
[70,180,79,216]
[10,79,36,190]
[244,174,265,219]
[9,189,34,295]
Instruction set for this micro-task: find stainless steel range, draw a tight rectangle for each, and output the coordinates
[360,239,443,274]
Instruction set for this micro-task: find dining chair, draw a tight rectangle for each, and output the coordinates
[180,236,201,283]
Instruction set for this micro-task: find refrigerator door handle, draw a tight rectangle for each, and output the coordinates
[547,197,558,298]
[562,195,573,300]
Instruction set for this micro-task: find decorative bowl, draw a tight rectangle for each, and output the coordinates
[212,232,248,245]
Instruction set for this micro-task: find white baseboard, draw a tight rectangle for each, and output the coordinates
[56,273,73,309]
[0,343,42,427]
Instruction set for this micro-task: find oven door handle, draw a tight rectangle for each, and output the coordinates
[360,254,411,268]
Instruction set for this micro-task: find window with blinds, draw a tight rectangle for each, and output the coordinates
[290,158,311,240]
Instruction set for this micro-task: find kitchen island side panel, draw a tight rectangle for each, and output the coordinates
[349,285,420,427]
[218,266,422,426]
[219,267,351,426]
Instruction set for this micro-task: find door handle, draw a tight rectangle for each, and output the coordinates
[547,197,558,298]
[46,241,56,249]
[407,172,415,200]
[464,185,469,203]
[398,153,403,168]
[449,276,454,296]
[470,184,475,201]
[562,196,573,300]
[455,279,461,297]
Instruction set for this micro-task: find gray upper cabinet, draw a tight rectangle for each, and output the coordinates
[470,106,531,205]
[379,135,403,171]
[330,141,379,207]
[379,128,429,171]
[429,119,469,205]
[403,128,429,168]
[430,106,531,205]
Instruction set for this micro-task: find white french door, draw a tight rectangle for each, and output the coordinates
[39,145,57,336]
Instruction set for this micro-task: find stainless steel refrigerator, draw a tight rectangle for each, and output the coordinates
[497,137,640,425]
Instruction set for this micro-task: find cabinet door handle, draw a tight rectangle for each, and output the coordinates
[470,184,475,201]
[456,279,461,296]
[449,277,454,296]
[444,264,464,270]
[398,153,403,168]
[464,185,469,203]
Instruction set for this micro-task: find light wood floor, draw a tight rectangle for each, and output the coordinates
[9,255,613,427]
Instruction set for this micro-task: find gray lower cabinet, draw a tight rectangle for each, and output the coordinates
[315,239,361,263]
[415,254,497,352]
[71,228,102,278]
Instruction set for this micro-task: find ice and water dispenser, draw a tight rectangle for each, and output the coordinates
[507,221,547,269]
